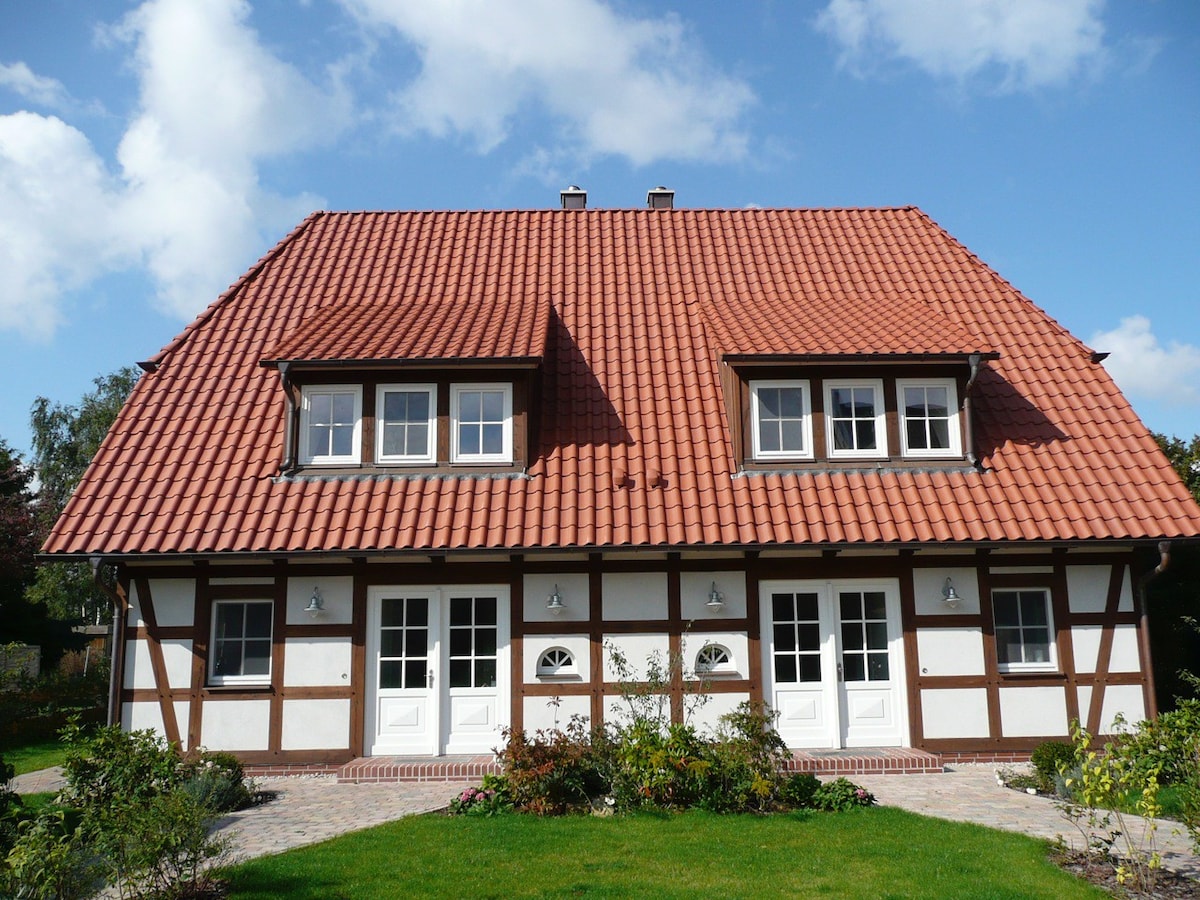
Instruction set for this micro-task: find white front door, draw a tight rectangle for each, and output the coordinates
[761,579,907,749]
[366,585,509,756]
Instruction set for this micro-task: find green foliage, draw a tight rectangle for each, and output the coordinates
[2,806,104,900]
[696,702,789,813]
[1154,433,1200,504]
[1030,740,1077,794]
[448,774,513,817]
[1058,718,1163,892]
[0,666,109,749]
[607,720,711,810]
[0,752,27,859]
[60,724,183,814]
[781,772,820,808]
[810,777,876,812]
[1116,699,1200,785]
[178,751,255,814]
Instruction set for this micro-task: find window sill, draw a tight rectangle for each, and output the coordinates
[535,673,582,682]
[205,682,273,692]
[997,669,1062,679]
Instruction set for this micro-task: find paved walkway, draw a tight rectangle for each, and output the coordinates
[11,764,1200,880]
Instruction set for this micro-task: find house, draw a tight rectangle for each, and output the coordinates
[42,188,1200,771]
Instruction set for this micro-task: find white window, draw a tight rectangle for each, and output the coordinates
[210,600,273,684]
[536,647,578,678]
[750,380,813,460]
[376,385,437,464]
[992,589,1056,672]
[825,379,887,459]
[897,379,961,458]
[695,643,735,676]
[451,384,513,464]
[300,385,361,465]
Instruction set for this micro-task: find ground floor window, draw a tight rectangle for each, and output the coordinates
[992,589,1055,671]
[210,600,272,683]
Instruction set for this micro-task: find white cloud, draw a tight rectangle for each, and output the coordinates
[816,0,1106,91]
[0,62,73,110]
[0,113,129,339]
[340,0,754,166]
[1091,316,1200,406]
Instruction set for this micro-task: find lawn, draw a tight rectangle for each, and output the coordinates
[2,737,67,777]
[224,807,1105,900]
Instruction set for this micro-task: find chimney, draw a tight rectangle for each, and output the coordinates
[560,185,587,210]
[646,186,674,210]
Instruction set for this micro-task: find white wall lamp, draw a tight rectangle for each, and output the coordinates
[706,581,725,612]
[941,577,959,609]
[305,586,325,618]
[546,584,565,616]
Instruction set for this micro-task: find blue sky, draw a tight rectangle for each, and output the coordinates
[1,0,1198,460]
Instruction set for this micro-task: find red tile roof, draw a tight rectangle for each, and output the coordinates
[44,207,1200,556]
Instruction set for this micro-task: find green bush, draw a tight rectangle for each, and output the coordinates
[179,750,255,813]
[781,772,820,809]
[2,806,104,900]
[811,777,876,812]
[449,774,513,817]
[0,752,29,859]
[696,703,789,813]
[60,724,182,815]
[1030,740,1076,794]
[608,720,711,811]
[1117,699,1200,785]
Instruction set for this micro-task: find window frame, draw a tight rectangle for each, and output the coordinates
[896,378,961,459]
[450,383,514,464]
[209,599,274,686]
[824,378,888,459]
[535,647,579,679]
[375,383,438,465]
[749,379,814,461]
[694,643,736,677]
[299,384,362,466]
[992,588,1057,673]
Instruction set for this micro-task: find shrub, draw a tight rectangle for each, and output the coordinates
[449,775,513,817]
[496,718,608,815]
[0,752,30,859]
[781,772,820,809]
[608,720,711,811]
[1030,740,1076,794]
[2,807,104,900]
[179,750,255,813]
[811,777,875,812]
[697,703,789,813]
[1117,699,1200,785]
[60,724,182,815]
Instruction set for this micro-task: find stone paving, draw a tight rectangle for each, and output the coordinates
[10,763,1200,882]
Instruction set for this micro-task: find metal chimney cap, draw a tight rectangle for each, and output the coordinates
[646,186,675,209]
[560,185,587,209]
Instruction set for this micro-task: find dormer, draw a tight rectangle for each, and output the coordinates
[260,293,551,475]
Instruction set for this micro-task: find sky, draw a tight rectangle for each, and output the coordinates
[1,0,1198,461]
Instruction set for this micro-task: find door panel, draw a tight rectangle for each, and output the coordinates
[761,580,906,749]
[368,593,440,755]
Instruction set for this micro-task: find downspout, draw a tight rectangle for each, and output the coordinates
[91,557,124,728]
[278,362,296,474]
[963,353,983,470]
[1135,541,1171,718]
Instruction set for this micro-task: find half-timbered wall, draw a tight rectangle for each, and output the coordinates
[115,547,1153,763]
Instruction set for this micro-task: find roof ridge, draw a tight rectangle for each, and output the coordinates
[310,206,922,215]
[139,212,326,370]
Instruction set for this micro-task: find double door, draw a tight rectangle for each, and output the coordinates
[761,580,907,748]
[365,585,509,756]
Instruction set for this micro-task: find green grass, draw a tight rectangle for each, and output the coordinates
[1,737,67,777]
[224,808,1105,900]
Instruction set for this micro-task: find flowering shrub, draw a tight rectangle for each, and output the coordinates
[449,776,512,817]
[496,717,609,815]
[809,777,876,812]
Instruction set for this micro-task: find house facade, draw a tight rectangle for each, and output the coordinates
[43,192,1200,766]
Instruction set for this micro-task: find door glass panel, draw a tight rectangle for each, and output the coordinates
[772,592,821,685]
[404,660,425,688]
[447,595,500,689]
[866,622,888,650]
[450,597,472,626]
[379,597,429,690]
[380,660,403,689]
[843,654,865,682]
[868,652,889,680]
[476,658,497,688]
[841,622,863,651]
[449,628,472,657]
[476,597,497,625]
[839,593,860,621]
[864,591,887,620]
[381,630,403,657]
[774,655,797,683]
[449,659,471,688]
[798,656,822,682]
[839,591,890,683]
[476,627,497,656]
[772,593,793,621]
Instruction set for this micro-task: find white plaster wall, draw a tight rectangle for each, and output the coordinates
[688,692,750,738]
[522,694,591,734]
[145,580,195,627]
[287,576,352,625]
[120,700,189,747]
[601,633,671,682]
[913,568,979,616]
[124,639,153,690]
[680,632,749,679]
[124,638,193,690]
[999,686,1069,737]
[602,572,668,620]
[522,634,591,683]
[915,627,985,677]
[283,637,352,687]
[603,693,671,728]
[920,688,990,739]
[1066,565,1132,614]
[523,573,589,624]
[1072,625,1101,673]
[280,699,351,750]
[1108,625,1142,672]
[201,700,271,751]
[680,572,746,621]
[1099,685,1147,732]
[1077,686,1093,724]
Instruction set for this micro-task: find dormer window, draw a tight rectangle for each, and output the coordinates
[751,380,813,461]
[377,384,437,464]
[898,379,961,458]
[825,379,886,459]
[300,385,361,465]
[452,384,513,464]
